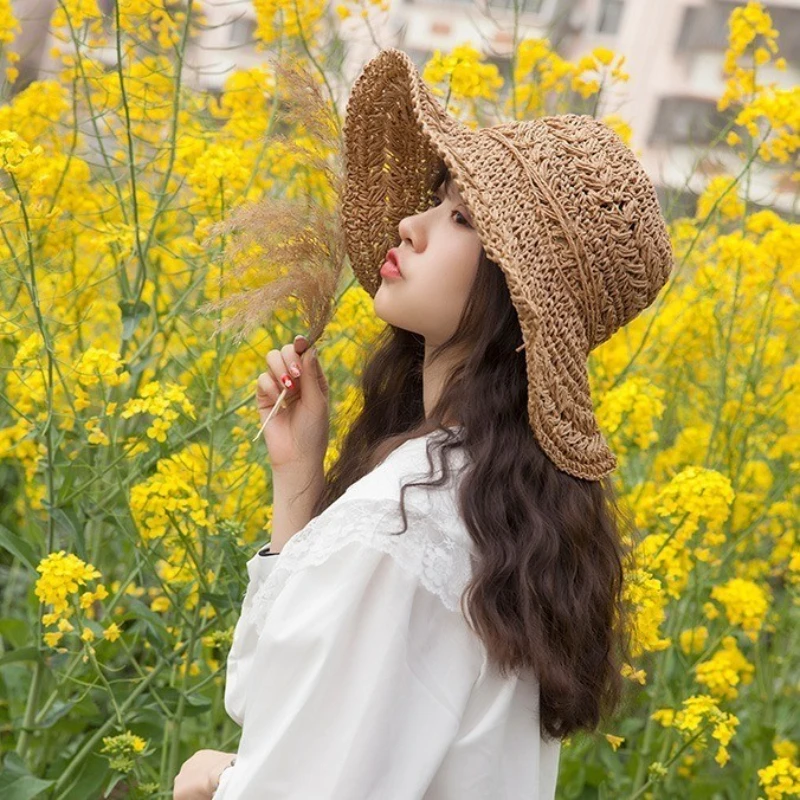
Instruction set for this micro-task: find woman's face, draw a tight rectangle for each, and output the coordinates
[373,172,483,348]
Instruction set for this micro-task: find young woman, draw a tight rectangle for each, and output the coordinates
[175,47,674,799]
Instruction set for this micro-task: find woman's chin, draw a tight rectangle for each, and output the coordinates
[372,287,399,325]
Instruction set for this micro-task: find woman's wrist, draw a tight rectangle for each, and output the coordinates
[211,756,236,793]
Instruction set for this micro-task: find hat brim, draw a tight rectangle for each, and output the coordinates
[527,273,619,479]
[342,48,617,480]
[342,48,476,297]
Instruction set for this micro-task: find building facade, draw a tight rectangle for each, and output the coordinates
[8,0,799,214]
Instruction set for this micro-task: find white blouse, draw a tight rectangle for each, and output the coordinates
[215,431,561,799]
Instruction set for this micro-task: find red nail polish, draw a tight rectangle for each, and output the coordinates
[281,374,293,389]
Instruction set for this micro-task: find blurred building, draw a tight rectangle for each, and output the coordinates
[8,0,800,214]
[379,0,799,215]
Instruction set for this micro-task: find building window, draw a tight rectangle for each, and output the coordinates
[649,96,733,147]
[486,0,546,12]
[229,15,257,47]
[596,0,625,34]
[675,5,729,53]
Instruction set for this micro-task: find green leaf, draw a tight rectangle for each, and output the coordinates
[0,755,54,800]
[0,647,43,669]
[54,752,109,800]
[149,685,180,713]
[199,590,238,614]
[183,692,212,716]
[49,507,87,561]
[102,771,126,799]
[0,618,29,648]
[0,775,55,800]
[0,524,38,571]
[33,699,77,731]
[119,299,151,342]
[123,598,169,645]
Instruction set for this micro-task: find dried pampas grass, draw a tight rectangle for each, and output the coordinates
[198,55,350,436]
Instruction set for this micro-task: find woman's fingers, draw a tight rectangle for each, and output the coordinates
[266,348,298,393]
[258,337,311,416]
[281,343,304,382]
[294,334,310,354]
[256,370,279,409]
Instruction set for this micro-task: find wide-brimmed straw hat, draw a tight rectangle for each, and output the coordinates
[341,48,674,481]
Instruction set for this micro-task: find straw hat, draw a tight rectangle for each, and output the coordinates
[341,48,674,481]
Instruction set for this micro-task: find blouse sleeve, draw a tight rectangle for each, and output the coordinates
[214,513,484,800]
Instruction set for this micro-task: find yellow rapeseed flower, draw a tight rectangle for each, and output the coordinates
[596,376,666,454]
[622,568,671,657]
[43,631,63,647]
[101,731,148,773]
[696,175,745,221]
[35,551,102,616]
[710,577,771,639]
[604,733,625,750]
[0,130,43,174]
[251,0,327,46]
[654,467,735,546]
[652,695,739,767]
[694,635,755,700]
[103,623,122,642]
[758,757,800,799]
[423,44,504,103]
[0,0,21,50]
[73,348,129,389]
[679,626,709,655]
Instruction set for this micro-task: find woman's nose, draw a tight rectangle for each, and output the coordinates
[397,207,428,248]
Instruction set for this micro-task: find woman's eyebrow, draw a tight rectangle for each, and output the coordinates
[449,180,472,214]
[434,180,473,225]
[436,177,457,201]
[436,178,471,213]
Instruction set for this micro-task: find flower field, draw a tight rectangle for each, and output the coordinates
[0,0,797,797]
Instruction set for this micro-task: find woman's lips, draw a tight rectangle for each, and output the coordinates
[380,260,403,279]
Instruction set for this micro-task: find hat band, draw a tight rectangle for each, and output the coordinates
[481,128,600,346]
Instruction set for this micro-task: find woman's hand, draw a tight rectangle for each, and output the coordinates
[173,749,237,799]
[256,334,330,472]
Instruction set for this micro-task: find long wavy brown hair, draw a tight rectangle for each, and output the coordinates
[306,164,639,744]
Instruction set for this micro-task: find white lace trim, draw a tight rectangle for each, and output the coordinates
[247,496,475,637]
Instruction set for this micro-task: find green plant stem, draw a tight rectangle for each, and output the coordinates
[291,0,342,135]
[630,646,674,791]
[15,659,45,762]
[165,602,203,784]
[165,186,228,785]
[9,176,59,765]
[33,652,85,726]
[55,0,131,226]
[628,724,709,800]
[51,617,218,797]
[113,0,149,306]
[701,113,762,471]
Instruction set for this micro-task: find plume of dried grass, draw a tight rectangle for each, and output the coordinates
[198,54,348,351]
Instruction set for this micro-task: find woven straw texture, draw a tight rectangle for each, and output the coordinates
[341,48,675,481]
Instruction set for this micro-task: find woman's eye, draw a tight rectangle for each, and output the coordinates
[430,194,470,227]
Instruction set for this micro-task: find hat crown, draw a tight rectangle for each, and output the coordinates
[471,116,674,352]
